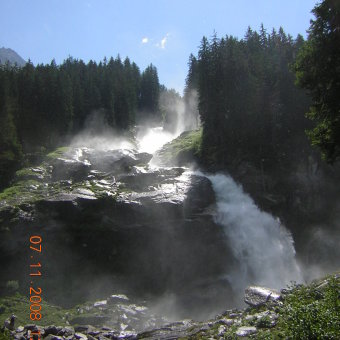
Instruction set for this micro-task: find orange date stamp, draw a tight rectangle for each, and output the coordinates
[29,235,42,339]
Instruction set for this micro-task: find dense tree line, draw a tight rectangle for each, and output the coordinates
[294,0,340,163]
[187,26,312,172]
[0,56,160,189]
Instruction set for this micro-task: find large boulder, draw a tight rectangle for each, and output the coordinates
[51,158,90,181]
[85,148,152,173]
[244,286,281,307]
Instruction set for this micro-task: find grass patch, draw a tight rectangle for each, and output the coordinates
[0,294,115,329]
[157,129,202,166]
[0,330,12,340]
[15,168,37,179]
[46,147,69,160]
[0,293,70,327]
[0,180,42,203]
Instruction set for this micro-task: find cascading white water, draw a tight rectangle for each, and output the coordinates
[134,122,303,296]
[137,126,175,154]
[208,173,302,293]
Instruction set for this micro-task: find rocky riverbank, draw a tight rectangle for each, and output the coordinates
[1,273,339,339]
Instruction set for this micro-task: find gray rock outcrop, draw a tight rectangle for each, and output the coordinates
[244,286,281,307]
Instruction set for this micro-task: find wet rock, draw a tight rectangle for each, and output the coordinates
[218,325,226,336]
[57,327,74,337]
[74,333,88,340]
[244,286,281,307]
[51,158,90,181]
[137,320,202,339]
[118,330,137,339]
[118,172,162,192]
[87,330,101,337]
[107,294,129,305]
[43,335,63,340]
[183,175,215,216]
[235,326,257,337]
[72,188,97,199]
[101,332,115,339]
[135,152,153,165]
[87,149,152,173]
[15,167,47,182]
[101,327,112,331]
[86,335,97,340]
[44,325,62,336]
[4,314,16,331]
[94,300,107,308]
[254,311,278,328]
[24,325,38,331]
[15,327,24,333]
[74,326,90,333]
[217,318,234,326]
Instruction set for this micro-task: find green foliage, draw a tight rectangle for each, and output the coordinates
[256,315,273,329]
[0,56,161,189]
[46,146,69,159]
[294,0,340,163]
[0,294,72,327]
[157,129,202,165]
[5,281,19,295]
[190,26,311,171]
[0,179,42,204]
[0,56,160,149]
[0,68,23,190]
[139,64,161,122]
[160,87,182,132]
[0,330,12,340]
[282,277,340,339]
[15,168,39,180]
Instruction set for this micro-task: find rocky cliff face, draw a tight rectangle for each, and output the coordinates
[0,145,234,318]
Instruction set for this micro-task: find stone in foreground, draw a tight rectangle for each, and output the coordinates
[236,326,257,337]
[244,286,281,307]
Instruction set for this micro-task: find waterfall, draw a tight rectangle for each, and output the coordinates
[208,173,302,293]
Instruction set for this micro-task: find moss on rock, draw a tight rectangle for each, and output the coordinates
[46,147,69,160]
[155,129,202,166]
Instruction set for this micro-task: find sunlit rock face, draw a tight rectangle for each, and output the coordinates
[0,131,302,323]
[0,145,234,317]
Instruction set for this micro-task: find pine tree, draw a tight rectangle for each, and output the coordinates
[294,0,340,163]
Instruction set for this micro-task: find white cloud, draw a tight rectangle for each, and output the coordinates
[142,37,149,44]
[161,36,167,49]
[156,33,170,49]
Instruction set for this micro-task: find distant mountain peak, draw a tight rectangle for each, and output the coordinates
[0,47,26,67]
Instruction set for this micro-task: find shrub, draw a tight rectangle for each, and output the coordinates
[282,276,340,339]
[0,330,11,340]
[5,281,19,295]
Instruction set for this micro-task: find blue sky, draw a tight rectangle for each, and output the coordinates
[0,0,318,94]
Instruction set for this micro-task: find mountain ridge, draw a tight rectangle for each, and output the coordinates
[0,47,26,66]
